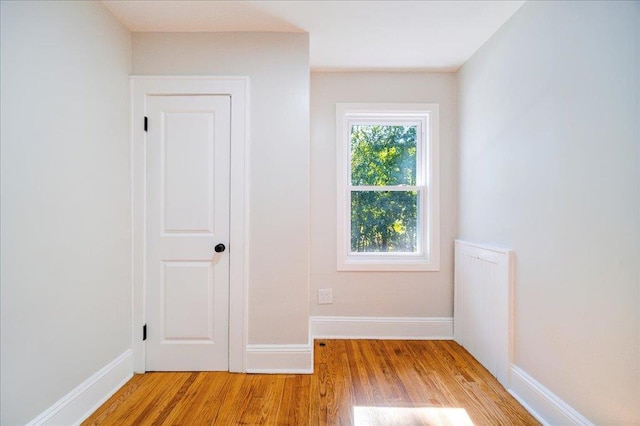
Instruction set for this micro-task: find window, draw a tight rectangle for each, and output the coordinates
[336,103,439,271]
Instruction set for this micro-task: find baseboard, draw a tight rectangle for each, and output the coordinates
[310,316,454,340]
[246,344,313,374]
[27,349,133,426]
[509,365,594,426]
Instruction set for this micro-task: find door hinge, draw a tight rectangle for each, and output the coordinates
[144,116,148,132]
[143,324,147,341]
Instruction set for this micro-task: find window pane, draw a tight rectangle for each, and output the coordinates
[351,191,419,253]
[350,125,417,186]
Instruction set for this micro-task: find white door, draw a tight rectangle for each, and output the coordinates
[145,95,231,371]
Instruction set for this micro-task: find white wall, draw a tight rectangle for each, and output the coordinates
[310,72,457,318]
[132,33,310,345]
[458,1,639,423]
[0,2,132,424]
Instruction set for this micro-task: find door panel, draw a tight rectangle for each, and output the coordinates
[162,261,213,341]
[164,112,215,233]
[146,95,231,371]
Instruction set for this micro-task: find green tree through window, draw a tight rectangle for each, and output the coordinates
[350,125,418,253]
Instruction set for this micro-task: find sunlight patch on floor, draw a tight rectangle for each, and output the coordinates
[353,406,474,426]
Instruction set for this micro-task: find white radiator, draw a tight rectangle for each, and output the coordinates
[454,240,514,387]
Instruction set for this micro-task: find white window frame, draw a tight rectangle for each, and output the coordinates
[336,103,440,271]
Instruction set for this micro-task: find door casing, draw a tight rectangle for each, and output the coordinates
[131,76,249,373]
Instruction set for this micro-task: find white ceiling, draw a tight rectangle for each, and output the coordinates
[102,0,525,71]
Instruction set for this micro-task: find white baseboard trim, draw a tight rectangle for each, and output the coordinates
[509,365,594,426]
[27,349,133,426]
[246,344,313,374]
[310,316,454,340]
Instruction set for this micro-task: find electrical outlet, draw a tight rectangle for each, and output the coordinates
[318,288,333,304]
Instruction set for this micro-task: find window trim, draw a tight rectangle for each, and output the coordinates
[336,103,440,271]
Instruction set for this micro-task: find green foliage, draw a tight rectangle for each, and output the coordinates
[350,125,418,253]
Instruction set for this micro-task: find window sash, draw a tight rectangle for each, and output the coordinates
[346,119,427,256]
[349,185,422,191]
[347,119,425,188]
[348,187,427,256]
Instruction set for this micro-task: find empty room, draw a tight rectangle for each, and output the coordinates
[1,0,638,425]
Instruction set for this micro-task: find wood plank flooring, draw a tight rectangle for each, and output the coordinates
[84,340,539,425]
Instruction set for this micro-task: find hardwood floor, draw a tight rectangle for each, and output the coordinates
[84,340,539,425]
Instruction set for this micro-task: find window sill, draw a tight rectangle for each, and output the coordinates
[338,256,440,272]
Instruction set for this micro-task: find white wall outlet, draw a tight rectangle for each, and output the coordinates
[318,288,333,304]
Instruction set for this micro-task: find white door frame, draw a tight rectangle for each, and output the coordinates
[131,76,249,373]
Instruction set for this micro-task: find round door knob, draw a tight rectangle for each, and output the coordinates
[214,243,226,253]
